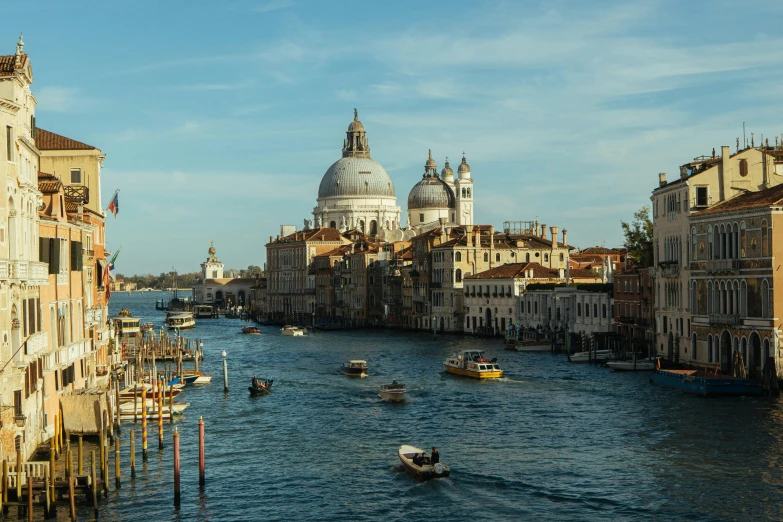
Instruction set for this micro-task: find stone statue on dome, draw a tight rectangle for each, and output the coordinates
[340,216,346,230]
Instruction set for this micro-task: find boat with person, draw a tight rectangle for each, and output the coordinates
[242,325,261,334]
[281,325,305,336]
[193,304,214,319]
[340,360,368,377]
[443,350,503,379]
[378,381,408,402]
[248,377,273,395]
[166,311,195,330]
[398,445,450,480]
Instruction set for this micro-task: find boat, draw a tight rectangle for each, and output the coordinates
[507,343,551,352]
[118,401,190,418]
[119,385,181,400]
[140,322,154,332]
[398,445,450,480]
[193,374,212,385]
[193,304,213,319]
[650,368,765,397]
[378,381,408,402]
[242,325,261,334]
[340,360,368,377]
[248,378,273,395]
[568,349,612,363]
[443,350,503,379]
[606,357,658,371]
[166,311,195,330]
[281,325,305,336]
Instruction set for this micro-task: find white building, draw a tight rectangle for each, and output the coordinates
[407,151,474,235]
[518,286,613,336]
[192,244,256,309]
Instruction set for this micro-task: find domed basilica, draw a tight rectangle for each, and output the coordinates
[309,110,475,240]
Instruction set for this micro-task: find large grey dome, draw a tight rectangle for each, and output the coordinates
[408,176,455,209]
[318,157,396,199]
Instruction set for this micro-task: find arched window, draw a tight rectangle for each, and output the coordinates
[369,275,374,286]
[763,338,770,368]
[495,253,501,262]
[691,227,697,260]
[585,304,590,318]
[455,252,462,262]
[560,253,564,262]
[330,221,336,229]
[692,333,697,359]
[602,304,607,318]
[762,279,769,318]
[526,253,530,262]
[483,253,488,262]
[740,222,746,257]
[369,293,375,307]
[762,220,769,257]
[593,304,598,317]
[577,303,582,316]
[369,220,377,236]
[534,301,538,314]
[707,335,713,362]
[544,254,549,262]
[707,225,713,259]
[455,269,462,283]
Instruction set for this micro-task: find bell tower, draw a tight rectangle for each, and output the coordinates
[455,153,474,226]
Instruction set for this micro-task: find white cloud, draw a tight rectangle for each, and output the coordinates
[35,86,82,113]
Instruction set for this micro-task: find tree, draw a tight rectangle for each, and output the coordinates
[621,205,653,265]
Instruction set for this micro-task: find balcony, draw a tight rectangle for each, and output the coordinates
[709,314,741,327]
[64,184,89,204]
[85,307,103,325]
[0,260,49,286]
[84,249,95,260]
[24,331,48,357]
[659,262,680,278]
[707,258,739,274]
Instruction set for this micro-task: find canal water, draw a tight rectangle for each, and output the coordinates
[67,292,783,521]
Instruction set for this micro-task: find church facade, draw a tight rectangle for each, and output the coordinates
[191,244,257,310]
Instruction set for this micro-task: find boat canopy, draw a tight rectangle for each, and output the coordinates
[348,360,367,365]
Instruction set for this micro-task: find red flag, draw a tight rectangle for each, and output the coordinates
[104,264,111,302]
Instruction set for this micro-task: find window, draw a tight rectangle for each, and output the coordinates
[762,220,769,257]
[544,254,549,262]
[692,333,698,359]
[483,253,488,262]
[455,269,462,283]
[602,304,607,318]
[495,253,500,262]
[70,168,82,184]
[696,186,709,207]
[6,126,13,162]
[594,304,598,317]
[455,252,462,262]
[739,158,748,177]
[419,213,424,223]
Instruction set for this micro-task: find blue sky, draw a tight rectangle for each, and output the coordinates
[3,0,783,275]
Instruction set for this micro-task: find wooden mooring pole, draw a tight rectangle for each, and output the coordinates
[222,350,228,393]
[91,450,98,516]
[78,434,83,475]
[173,428,181,508]
[68,476,76,521]
[130,430,136,478]
[141,387,148,460]
[26,476,32,522]
[198,416,205,487]
[158,378,164,450]
[115,433,121,488]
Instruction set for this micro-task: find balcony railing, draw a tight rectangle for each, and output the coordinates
[25,332,48,357]
[709,314,741,327]
[0,260,49,286]
[707,258,739,273]
[64,184,89,204]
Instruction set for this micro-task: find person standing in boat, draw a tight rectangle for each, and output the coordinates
[252,375,258,388]
[431,447,440,464]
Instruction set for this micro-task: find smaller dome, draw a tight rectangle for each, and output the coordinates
[348,108,365,132]
[458,153,471,175]
[408,176,456,210]
[441,158,454,179]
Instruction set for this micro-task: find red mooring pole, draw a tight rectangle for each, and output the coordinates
[173,428,181,508]
[198,416,205,487]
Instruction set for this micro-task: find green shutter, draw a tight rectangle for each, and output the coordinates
[39,237,50,264]
[49,238,60,274]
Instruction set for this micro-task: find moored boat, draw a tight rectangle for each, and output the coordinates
[443,350,503,379]
[568,349,612,363]
[341,360,368,376]
[650,368,765,397]
[281,325,305,336]
[378,381,408,402]
[398,445,450,480]
[606,357,657,371]
[193,304,213,319]
[242,325,261,334]
[166,311,195,330]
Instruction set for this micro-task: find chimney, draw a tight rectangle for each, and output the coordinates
[439,217,447,242]
[720,145,730,200]
[658,173,667,187]
[269,236,273,244]
[489,226,495,251]
[540,224,547,238]
[562,229,567,246]
[550,226,558,248]
[680,166,687,180]
[558,268,565,279]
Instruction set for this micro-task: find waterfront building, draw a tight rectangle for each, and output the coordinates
[518,284,613,337]
[265,227,352,324]
[612,265,655,354]
[310,110,402,237]
[687,182,783,377]
[651,144,783,362]
[192,243,257,310]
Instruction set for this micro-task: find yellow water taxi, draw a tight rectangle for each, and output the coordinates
[443,350,504,379]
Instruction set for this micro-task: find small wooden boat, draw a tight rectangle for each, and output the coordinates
[568,349,612,363]
[341,360,368,377]
[242,325,261,334]
[281,325,305,336]
[378,381,408,402]
[119,386,180,400]
[118,402,190,420]
[398,445,450,480]
[248,378,273,395]
[650,368,765,397]
[443,350,503,379]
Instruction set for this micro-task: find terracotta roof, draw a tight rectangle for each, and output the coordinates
[270,227,348,245]
[580,247,622,255]
[65,201,79,213]
[35,128,97,151]
[569,268,600,279]
[466,262,559,280]
[0,54,26,77]
[695,183,783,215]
[315,245,353,258]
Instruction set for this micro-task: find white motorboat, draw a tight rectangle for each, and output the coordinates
[568,349,612,363]
[398,445,450,480]
[606,357,658,371]
[281,325,305,336]
[378,381,408,402]
[166,312,195,330]
[341,360,368,376]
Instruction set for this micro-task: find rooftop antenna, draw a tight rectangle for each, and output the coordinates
[736,137,740,153]
[743,122,746,149]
